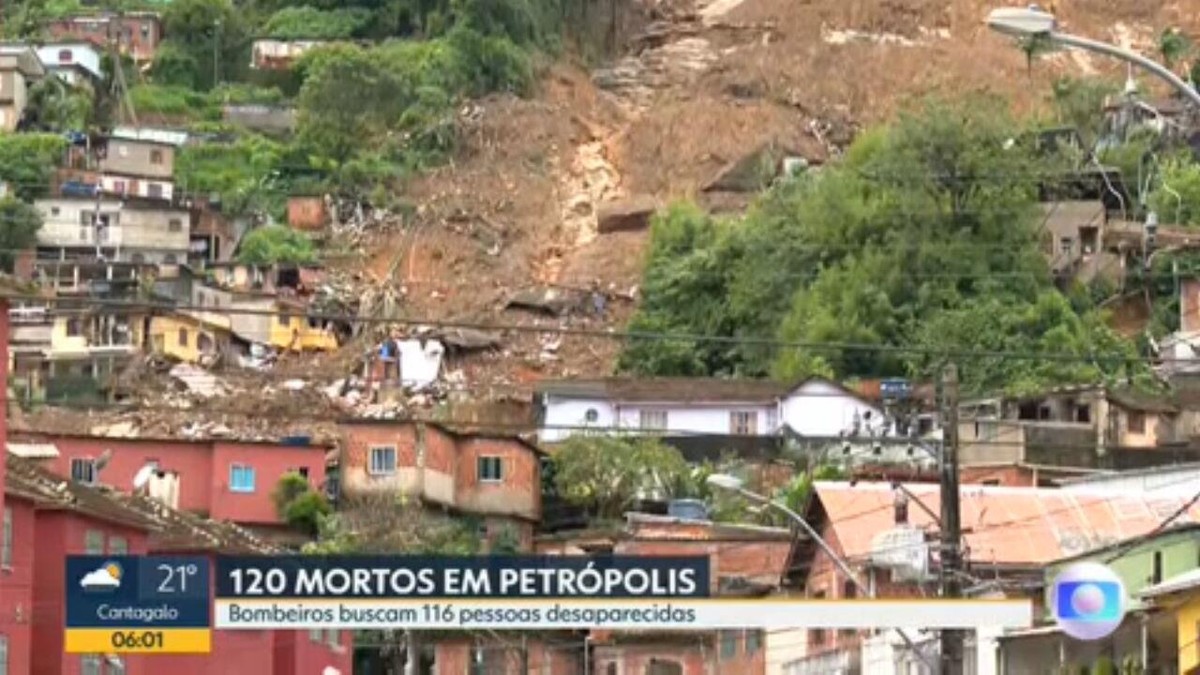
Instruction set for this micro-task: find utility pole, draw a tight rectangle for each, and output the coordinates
[939,362,965,675]
[212,19,222,88]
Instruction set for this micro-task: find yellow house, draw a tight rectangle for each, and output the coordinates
[1142,568,1200,675]
[149,310,233,363]
[48,311,145,356]
[268,300,338,352]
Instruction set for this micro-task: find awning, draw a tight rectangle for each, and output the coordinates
[6,442,60,458]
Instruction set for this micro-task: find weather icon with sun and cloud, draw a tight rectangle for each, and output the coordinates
[79,562,124,591]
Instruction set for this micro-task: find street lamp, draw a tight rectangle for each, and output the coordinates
[985,6,1200,108]
[705,474,938,671]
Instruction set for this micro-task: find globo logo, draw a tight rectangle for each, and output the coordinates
[1051,561,1127,641]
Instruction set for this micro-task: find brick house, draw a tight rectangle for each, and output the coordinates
[19,432,330,532]
[46,13,163,63]
[536,512,797,675]
[771,481,1200,674]
[338,420,542,547]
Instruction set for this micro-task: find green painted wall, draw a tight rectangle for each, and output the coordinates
[1041,528,1200,619]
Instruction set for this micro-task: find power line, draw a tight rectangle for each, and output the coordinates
[1,291,1177,366]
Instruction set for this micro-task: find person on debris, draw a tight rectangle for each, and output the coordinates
[378,327,402,385]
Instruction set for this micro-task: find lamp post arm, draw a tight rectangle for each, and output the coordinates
[1051,31,1200,108]
[735,487,941,673]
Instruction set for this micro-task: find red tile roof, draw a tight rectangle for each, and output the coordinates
[813,481,1200,567]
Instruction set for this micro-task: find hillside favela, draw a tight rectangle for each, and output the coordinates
[2,0,1200,673]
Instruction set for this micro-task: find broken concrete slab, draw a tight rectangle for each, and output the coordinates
[507,286,592,316]
[703,142,784,193]
[434,327,503,352]
[597,196,659,233]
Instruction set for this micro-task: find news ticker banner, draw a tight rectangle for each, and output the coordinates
[65,556,212,654]
[67,555,1034,651]
[212,555,1032,631]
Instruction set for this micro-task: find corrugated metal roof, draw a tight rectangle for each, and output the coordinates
[110,126,188,146]
[813,481,1200,566]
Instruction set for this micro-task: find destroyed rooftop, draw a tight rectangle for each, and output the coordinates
[5,454,279,553]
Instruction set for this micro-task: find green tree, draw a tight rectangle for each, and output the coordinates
[176,134,285,216]
[551,435,689,520]
[1149,156,1200,225]
[0,198,42,272]
[236,225,317,265]
[23,78,93,132]
[0,133,69,200]
[272,472,331,535]
[1050,76,1118,147]
[263,6,372,39]
[296,45,408,166]
[159,0,250,90]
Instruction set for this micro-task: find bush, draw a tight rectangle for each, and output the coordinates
[263,6,372,40]
[273,471,331,536]
[237,225,317,265]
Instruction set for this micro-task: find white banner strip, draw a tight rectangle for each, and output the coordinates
[215,599,1032,630]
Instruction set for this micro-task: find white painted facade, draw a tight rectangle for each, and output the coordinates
[36,43,102,84]
[35,197,190,262]
[538,378,890,443]
[100,173,175,201]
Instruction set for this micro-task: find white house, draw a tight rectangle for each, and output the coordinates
[36,42,103,87]
[35,196,191,264]
[535,376,897,444]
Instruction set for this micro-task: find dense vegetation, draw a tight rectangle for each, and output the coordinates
[618,95,1171,396]
[1,0,606,211]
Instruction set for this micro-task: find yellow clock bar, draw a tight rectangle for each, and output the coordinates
[65,628,212,654]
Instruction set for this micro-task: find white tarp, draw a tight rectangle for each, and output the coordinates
[398,339,444,391]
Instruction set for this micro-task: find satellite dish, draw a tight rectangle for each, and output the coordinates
[132,464,156,490]
[93,449,113,473]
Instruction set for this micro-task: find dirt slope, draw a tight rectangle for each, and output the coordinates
[340,0,1197,390]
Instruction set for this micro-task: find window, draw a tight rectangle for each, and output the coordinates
[308,629,321,643]
[71,458,96,484]
[730,411,757,435]
[277,314,290,327]
[326,629,340,648]
[177,327,188,347]
[1152,550,1163,585]
[478,456,503,482]
[639,410,667,430]
[719,630,738,659]
[744,629,761,654]
[168,218,182,232]
[292,466,309,480]
[66,318,82,336]
[131,253,144,264]
[81,655,102,675]
[164,254,177,264]
[229,465,256,493]
[1075,405,1091,423]
[50,206,61,216]
[113,180,127,193]
[58,48,73,62]
[1128,411,1146,434]
[109,536,127,555]
[369,446,396,475]
[197,333,214,352]
[109,658,126,675]
[766,407,778,431]
[85,530,104,554]
[79,227,89,241]
[584,408,599,423]
[147,183,163,198]
[1059,237,1073,255]
[149,149,164,165]
[2,507,12,568]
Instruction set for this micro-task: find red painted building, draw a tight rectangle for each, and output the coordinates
[21,433,330,528]
[3,455,353,675]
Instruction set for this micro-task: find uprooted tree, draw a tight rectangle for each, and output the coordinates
[271,472,331,536]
